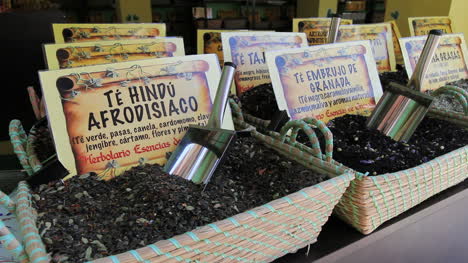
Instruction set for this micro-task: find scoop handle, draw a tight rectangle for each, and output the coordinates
[327,14,341,44]
[408,29,443,90]
[206,62,236,128]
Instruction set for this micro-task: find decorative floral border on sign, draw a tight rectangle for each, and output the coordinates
[60,42,174,68]
[229,35,304,52]
[67,26,157,42]
[60,61,194,101]
[297,19,353,31]
[275,45,365,75]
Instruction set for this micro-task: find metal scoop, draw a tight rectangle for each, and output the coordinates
[327,14,341,44]
[164,62,237,184]
[367,30,442,141]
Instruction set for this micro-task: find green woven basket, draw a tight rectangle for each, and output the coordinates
[1,117,354,262]
[232,100,468,235]
[336,107,468,234]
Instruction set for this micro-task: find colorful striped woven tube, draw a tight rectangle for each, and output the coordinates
[280,117,333,162]
[278,120,324,160]
[0,220,28,262]
[244,113,271,129]
[229,99,246,124]
[230,98,468,235]
[9,120,33,175]
[427,108,468,128]
[8,119,45,176]
[0,182,49,262]
[14,182,49,262]
[304,117,333,162]
[0,191,15,213]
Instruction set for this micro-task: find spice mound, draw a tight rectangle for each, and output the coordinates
[428,78,468,113]
[379,68,408,88]
[239,83,280,120]
[34,136,327,262]
[325,114,468,175]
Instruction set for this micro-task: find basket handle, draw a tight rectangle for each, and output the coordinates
[9,120,33,175]
[0,192,15,214]
[229,98,258,133]
[301,117,333,162]
[278,117,333,162]
[278,119,324,160]
[0,220,28,262]
[432,85,468,115]
[14,182,49,263]
[0,189,28,262]
[228,97,272,129]
[229,97,245,123]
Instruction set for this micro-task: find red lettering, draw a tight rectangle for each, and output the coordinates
[325,109,347,118]
[77,150,133,164]
[134,142,171,154]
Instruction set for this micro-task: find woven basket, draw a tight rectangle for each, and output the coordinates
[337,107,468,234]
[334,146,467,234]
[233,101,468,234]
[9,120,34,175]
[2,118,354,262]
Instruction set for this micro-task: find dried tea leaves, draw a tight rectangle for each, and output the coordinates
[239,83,280,120]
[325,114,468,175]
[34,136,327,262]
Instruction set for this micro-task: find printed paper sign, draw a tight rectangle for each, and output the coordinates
[222,32,308,94]
[408,16,452,36]
[293,18,352,46]
[40,55,233,179]
[266,41,383,123]
[400,33,468,92]
[388,20,404,65]
[337,23,396,72]
[0,206,20,262]
[44,37,185,70]
[197,30,248,65]
[52,23,166,43]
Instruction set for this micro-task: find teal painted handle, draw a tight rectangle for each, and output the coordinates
[301,117,333,162]
[9,120,33,175]
[0,219,28,262]
[279,120,323,160]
